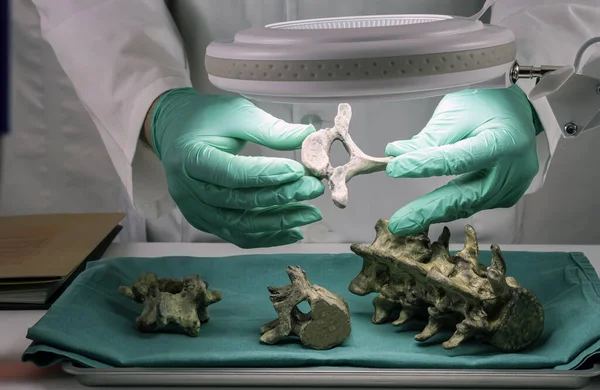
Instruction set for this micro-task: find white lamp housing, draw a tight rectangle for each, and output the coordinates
[205,15,517,103]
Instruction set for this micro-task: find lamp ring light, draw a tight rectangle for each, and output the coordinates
[205,15,559,103]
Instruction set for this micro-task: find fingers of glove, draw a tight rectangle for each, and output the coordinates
[385,138,426,157]
[227,101,317,150]
[184,143,307,188]
[386,130,503,178]
[217,203,322,233]
[387,175,485,236]
[385,103,470,157]
[193,176,325,209]
[214,227,305,249]
[385,128,444,157]
[249,120,317,151]
[183,212,304,248]
[182,196,323,233]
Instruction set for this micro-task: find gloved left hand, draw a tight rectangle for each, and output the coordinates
[149,88,325,248]
[385,85,543,236]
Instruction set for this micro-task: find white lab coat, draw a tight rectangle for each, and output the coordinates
[4,0,600,244]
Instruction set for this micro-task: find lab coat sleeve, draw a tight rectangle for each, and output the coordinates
[30,0,192,218]
[491,2,600,194]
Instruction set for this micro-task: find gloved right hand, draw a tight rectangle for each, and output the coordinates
[148,87,324,248]
[384,85,542,237]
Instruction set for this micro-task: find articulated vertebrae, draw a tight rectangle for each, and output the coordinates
[120,273,222,337]
[349,219,544,352]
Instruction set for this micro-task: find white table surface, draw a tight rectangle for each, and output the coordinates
[2,243,600,390]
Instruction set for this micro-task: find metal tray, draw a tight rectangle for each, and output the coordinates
[62,362,600,388]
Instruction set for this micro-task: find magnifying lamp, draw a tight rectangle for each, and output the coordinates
[205,13,559,103]
[204,7,578,209]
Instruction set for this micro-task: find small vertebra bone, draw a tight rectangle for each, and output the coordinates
[120,273,222,337]
[260,266,351,350]
[301,103,393,208]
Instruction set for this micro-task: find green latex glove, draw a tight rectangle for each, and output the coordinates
[385,85,544,236]
[150,88,324,248]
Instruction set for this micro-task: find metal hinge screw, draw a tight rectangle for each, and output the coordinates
[564,122,579,136]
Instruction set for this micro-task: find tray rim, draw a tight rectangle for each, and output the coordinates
[61,362,600,388]
[62,361,600,376]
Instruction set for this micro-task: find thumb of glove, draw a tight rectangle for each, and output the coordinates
[385,139,423,157]
[245,114,317,151]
